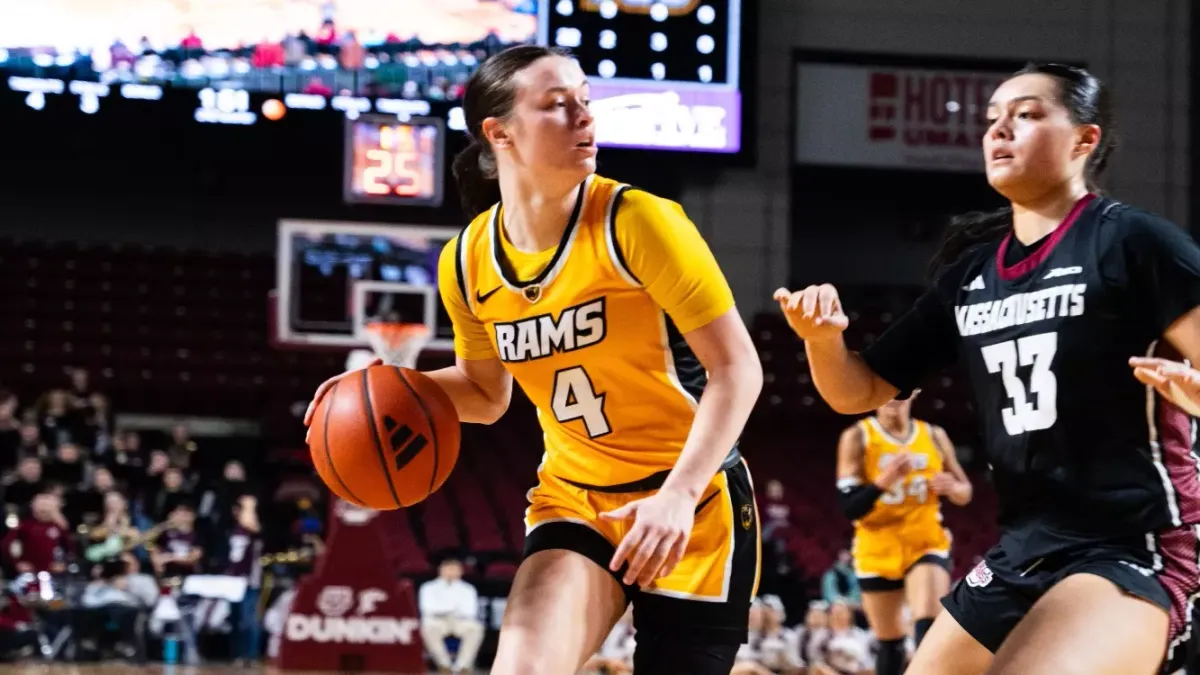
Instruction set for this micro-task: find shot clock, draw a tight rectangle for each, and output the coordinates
[343,114,445,207]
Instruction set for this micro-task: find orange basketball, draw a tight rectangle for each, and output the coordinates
[309,365,460,509]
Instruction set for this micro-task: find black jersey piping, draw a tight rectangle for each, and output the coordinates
[491,180,587,289]
[607,185,643,285]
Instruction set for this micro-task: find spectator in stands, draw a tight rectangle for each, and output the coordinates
[166,424,195,471]
[38,390,79,447]
[733,596,803,674]
[150,503,202,578]
[760,479,791,542]
[71,466,116,527]
[0,583,36,662]
[339,31,364,70]
[812,601,872,675]
[2,491,71,574]
[2,457,44,517]
[45,442,85,489]
[14,423,44,460]
[78,553,155,660]
[67,367,93,408]
[146,465,190,522]
[226,494,264,666]
[799,601,832,668]
[418,558,484,674]
[83,393,112,454]
[582,605,635,674]
[0,394,19,467]
[820,549,861,607]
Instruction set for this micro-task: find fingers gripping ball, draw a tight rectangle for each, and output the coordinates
[309,365,460,509]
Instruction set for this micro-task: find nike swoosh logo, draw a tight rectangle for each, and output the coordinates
[476,286,501,304]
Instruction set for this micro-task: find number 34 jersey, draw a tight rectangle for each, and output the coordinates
[436,175,737,489]
[926,195,1200,562]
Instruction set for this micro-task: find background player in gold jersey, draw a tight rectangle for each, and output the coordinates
[836,392,971,675]
[305,44,764,674]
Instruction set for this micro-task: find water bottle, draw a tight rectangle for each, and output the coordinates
[163,625,179,665]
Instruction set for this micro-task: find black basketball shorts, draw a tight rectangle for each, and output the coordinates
[942,524,1200,673]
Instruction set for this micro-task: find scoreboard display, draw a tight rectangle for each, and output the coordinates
[344,115,445,208]
[545,0,742,153]
[0,0,747,211]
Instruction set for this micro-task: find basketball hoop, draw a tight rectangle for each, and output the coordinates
[364,322,431,369]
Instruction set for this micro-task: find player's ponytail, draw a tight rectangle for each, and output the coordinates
[454,44,572,221]
[927,63,1114,278]
[451,139,500,221]
[927,207,1012,277]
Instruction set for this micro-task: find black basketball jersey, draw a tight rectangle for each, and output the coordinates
[863,194,1200,565]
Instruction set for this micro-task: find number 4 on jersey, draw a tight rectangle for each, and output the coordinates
[552,367,611,438]
[981,331,1059,435]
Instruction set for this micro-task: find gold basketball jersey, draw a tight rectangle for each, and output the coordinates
[436,174,737,488]
[856,417,944,531]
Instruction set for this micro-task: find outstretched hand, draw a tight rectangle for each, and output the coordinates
[1130,356,1200,417]
[600,488,696,588]
[773,284,850,343]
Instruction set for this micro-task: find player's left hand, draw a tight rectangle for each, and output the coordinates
[1129,356,1200,417]
[601,488,696,588]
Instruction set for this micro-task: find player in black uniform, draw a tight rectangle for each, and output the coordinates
[775,63,1200,675]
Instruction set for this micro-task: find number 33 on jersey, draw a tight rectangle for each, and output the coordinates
[437,175,737,488]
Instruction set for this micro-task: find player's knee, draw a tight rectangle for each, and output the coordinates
[914,616,935,646]
[875,637,907,675]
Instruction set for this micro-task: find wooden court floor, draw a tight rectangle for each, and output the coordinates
[0,665,472,675]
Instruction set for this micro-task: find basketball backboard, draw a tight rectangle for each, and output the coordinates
[272,219,459,352]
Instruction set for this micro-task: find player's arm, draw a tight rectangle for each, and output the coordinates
[835,425,883,520]
[1117,213,1200,415]
[424,236,513,424]
[615,190,763,502]
[775,283,961,414]
[929,425,972,506]
[301,237,512,429]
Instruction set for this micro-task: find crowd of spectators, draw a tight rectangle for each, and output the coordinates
[0,367,323,664]
[2,1,535,101]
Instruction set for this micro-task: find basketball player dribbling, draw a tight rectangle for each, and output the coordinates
[775,63,1200,674]
[305,45,764,674]
[836,392,971,675]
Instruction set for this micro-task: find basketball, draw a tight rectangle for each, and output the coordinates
[309,364,460,509]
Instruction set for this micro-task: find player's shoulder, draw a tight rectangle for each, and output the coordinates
[1093,198,1192,250]
[609,180,689,224]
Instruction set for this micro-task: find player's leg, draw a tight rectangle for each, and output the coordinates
[905,555,952,646]
[490,545,627,675]
[904,612,993,675]
[905,553,1030,675]
[859,586,908,675]
[630,459,760,674]
[986,573,1168,675]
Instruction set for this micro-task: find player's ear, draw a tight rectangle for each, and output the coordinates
[1074,124,1100,160]
[482,117,513,150]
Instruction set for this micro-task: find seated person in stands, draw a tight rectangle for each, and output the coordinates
[2,456,44,518]
[0,576,36,662]
[418,558,484,675]
[150,503,203,578]
[581,605,635,674]
[2,491,72,574]
[811,600,872,675]
[732,596,804,675]
[78,553,157,660]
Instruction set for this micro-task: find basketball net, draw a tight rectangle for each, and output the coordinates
[364,322,431,369]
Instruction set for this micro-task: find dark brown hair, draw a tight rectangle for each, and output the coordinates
[928,63,1116,275]
[451,44,571,220]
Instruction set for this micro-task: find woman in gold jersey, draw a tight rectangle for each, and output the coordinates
[304,45,764,675]
[836,392,971,675]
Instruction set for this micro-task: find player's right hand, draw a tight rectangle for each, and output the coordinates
[303,358,383,439]
[873,453,914,490]
[773,284,850,342]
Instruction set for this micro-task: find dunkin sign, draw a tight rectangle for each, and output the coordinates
[794,61,1010,173]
